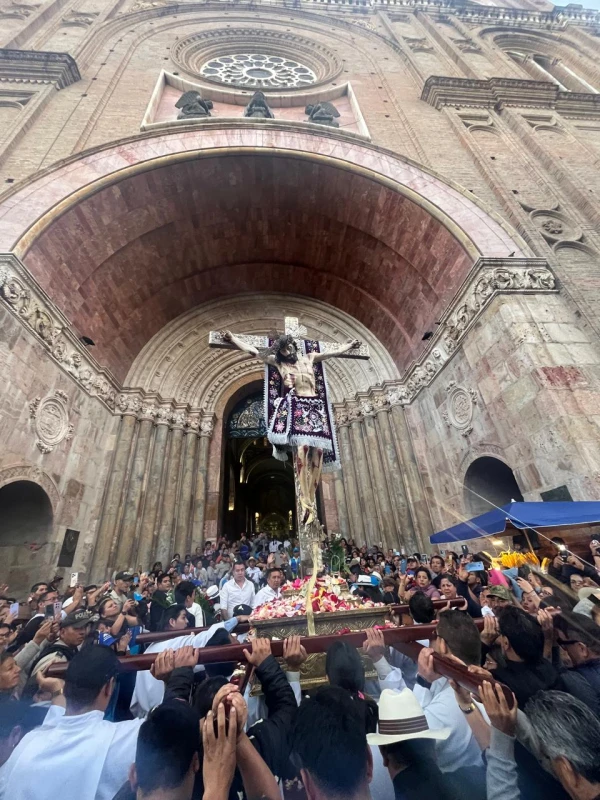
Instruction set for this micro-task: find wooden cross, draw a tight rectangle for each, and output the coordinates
[209,316,370,360]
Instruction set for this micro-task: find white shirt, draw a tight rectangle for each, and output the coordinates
[246,565,262,585]
[269,539,280,553]
[187,601,205,627]
[413,677,485,773]
[219,578,255,618]
[252,584,281,609]
[0,707,142,800]
[130,623,224,716]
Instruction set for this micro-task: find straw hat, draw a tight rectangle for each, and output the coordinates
[366,689,451,746]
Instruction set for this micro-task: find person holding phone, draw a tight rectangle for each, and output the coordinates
[7,590,59,653]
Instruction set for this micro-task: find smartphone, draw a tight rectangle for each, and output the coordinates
[466,561,485,572]
[421,553,429,563]
[70,572,79,588]
[53,600,62,620]
[461,545,469,556]
[45,603,55,619]
[133,576,139,585]
[9,601,19,617]
[400,559,407,573]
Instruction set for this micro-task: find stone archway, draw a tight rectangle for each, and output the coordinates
[0,479,54,593]
[463,456,524,517]
[0,123,535,577]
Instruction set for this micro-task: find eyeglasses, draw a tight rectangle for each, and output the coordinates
[558,639,580,648]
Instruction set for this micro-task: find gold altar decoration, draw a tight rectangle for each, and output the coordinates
[252,604,389,690]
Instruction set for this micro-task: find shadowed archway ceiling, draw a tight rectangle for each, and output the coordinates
[23,153,474,383]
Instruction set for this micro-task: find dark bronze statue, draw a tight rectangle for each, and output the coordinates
[175,91,213,119]
[305,102,340,128]
[243,91,274,119]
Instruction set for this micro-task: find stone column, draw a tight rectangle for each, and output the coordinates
[155,413,185,566]
[389,404,433,551]
[362,410,395,552]
[192,415,214,547]
[349,418,379,544]
[90,411,137,580]
[174,418,199,558]
[337,423,364,544]
[135,408,170,570]
[332,469,350,538]
[375,406,419,554]
[114,407,155,570]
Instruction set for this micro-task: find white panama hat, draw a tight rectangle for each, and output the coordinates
[366,689,452,746]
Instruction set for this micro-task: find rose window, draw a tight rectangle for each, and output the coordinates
[200,53,316,88]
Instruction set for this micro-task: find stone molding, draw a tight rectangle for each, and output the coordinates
[0,254,119,412]
[0,463,61,510]
[333,257,556,425]
[422,76,600,114]
[0,254,553,434]
[0,49,80,89]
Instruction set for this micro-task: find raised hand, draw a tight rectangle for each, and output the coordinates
[480,681,517,736]
[417,647,443,683]
[481,614,499,645]
[33,618,54,646]
[363,627,386,663]
[202,704,237,800]
[173,645,199,669]
[243,637,271,667]
[150,648,176,682]
[283,635,308,670]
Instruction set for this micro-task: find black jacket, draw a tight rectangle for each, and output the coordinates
[165,655,298,800]
[492,658,562,708]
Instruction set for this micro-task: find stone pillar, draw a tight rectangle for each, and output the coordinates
[362,411,395,551]
[155,413,185,566]
[337,423,364,544]
[135,409,170,570]
[349,418,379,544]
[332,469,350,538]
[90,412,137,580]
[114,409,155,570]
[192,415,214,547]
[375,406,419,553]
[389,404,433,551]
[174,419,198,558]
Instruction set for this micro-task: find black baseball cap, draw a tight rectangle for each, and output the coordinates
[65,645,120,690]
[60,609,94,629]
[114,571,133,581]
[232,604,253,616]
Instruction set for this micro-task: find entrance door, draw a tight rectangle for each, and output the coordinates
[222,392,296,540]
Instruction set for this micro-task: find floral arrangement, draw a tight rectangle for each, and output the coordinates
[251,574,383,620]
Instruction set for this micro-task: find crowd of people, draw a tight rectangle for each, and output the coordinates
[0,529,599,800]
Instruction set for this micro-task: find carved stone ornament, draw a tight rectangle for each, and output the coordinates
[443,381,478,437]
[30,391,74,453]
[0,2,40,19]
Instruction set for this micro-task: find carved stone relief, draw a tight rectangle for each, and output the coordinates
[29,390,74,454]
[442,382,478,437]
[403,37,435,53]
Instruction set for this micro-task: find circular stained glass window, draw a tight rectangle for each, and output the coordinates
[200,53,317,88]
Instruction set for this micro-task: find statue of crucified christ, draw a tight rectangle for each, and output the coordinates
[221,330,360,526]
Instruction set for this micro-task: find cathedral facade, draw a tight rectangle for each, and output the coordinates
[1,0,600,586]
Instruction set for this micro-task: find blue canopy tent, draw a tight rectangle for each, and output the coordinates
[430,501,600,545]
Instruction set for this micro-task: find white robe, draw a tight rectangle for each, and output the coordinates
[130,623,224,716]
[0,707,142,800]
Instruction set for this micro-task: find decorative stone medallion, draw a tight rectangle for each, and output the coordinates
[443,381,478,437]
[200,54,316,89]
[29,390,74,453]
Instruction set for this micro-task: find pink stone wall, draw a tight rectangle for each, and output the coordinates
[0,305,116,591]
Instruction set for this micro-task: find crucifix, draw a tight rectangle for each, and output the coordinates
[209,317,369,577]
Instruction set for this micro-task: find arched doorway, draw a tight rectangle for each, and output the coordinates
[463,456,524,517]
[221,390,296,540]
[0,480,54,593]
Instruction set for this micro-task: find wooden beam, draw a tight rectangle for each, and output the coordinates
[134,599,466,645]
